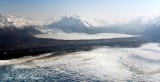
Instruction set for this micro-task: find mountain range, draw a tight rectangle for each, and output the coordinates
[0,14,160,40]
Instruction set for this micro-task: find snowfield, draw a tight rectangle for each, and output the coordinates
[0,43,160,81]
[35,32,137,40]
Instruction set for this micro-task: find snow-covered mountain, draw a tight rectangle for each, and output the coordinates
[109,16,160,35]
[50,15,104,27]
[0,14,42,46]
[0,14,44,30]
[48,15,160,34]
[0,14,44,35]
[141,16,160,40]
[48,15,110,33]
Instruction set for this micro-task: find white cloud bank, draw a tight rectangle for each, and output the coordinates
[35,32,137,40]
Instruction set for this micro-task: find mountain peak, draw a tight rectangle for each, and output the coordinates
[64,14,81,18]
[0,14,45,30]
[50,15,103,28]
[48,15,108,33]
[0,14,28,28]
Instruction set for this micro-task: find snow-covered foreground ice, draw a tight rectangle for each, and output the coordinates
[35,32,137,40]
[0,43,160,81]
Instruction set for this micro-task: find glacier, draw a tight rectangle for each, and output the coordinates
[0,43,160,81]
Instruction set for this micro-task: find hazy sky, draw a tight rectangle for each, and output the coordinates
[0,0,160,21]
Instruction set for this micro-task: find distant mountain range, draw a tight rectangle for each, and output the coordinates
[0,14,160,41]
